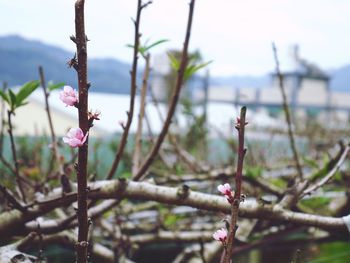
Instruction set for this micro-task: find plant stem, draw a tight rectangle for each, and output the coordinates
[74,0,89,262]
[272,43,303,180]
[133,0,196,181]
[107,0,151,180]
[38,66,66,181]
[224,106,247,263]
[7,110,26,203]
[132,53,151,176]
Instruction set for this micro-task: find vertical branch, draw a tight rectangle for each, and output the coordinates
[0,82,15,174]
[107,0,151,180]
[39,66,58,160]
[224,106,247,263]
[0,82,7,156]
[132,53,151,176]
[7,110,26,202]
[39,67,69,192]
[74,0,89,262]
[133,0,196,181]
[272,43,303,180]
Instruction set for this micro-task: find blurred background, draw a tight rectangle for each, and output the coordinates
[1,0,350,262]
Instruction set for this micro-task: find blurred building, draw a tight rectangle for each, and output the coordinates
[195,46,350,125]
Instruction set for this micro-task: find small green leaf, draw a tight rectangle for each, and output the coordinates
[302,156,319,169]
[48,82,65,92]
[167,52,180,71]
[184,60,212,80]
[0,90,10,105]
[16,80,40,107]
[8,89,17,109]
[143,39,169,53]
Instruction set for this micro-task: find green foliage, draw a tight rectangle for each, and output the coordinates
[163,214,179,227]
[167,51,212,80]
[310,154,331,180]
[300,196,331,209]
[269,178,288,189]
[302,156,319,169]
[0,80,40,111]
[245,166,263,179]
[180,97,208,156]
[127,38,169,57]
[48,81,65,92]
[299,196,331,215]
[308,242,350,263]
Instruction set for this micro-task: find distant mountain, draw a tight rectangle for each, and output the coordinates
[0,35,349,93]
[0,35,131,93]
[329,65,350,92]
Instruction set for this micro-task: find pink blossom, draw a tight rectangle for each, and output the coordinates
[60,86,78,106]
[63,128,88,148]
[213,228,227,243]
[218,183,234,203]
[218,183,232,196]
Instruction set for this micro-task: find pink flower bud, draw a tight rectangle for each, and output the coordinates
[63,128,88,148]
[218,183,234,203]
[213,228,227,243]
[59,86,78,106]
[218,183,232,196]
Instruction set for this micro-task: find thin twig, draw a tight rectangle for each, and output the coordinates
[107,0,150,180]
[0,184,26,212]
[7,110,26,202]
[39,66,67,181]
[224,106,247,263]
[74,0,89,262]
[133,0,196,181]
[132,53,151,176]
[272,43,303,180]
[39,66,57,160]
[301,143,350,197]
[0,82,7,156]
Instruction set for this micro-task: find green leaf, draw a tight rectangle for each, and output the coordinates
[164,214,179,227]
[0,90,10,105]
[48,82,65,92]
[302,156,319,169]
[8,89,17,109]
[16,80,40,107]
[127,39,169,56]
[143,39,169,53]
[184,60,212,80]
[167,52,180,71]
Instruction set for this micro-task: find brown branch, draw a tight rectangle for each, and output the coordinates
[224,106,247,263]
[0,82,7,156]
[7,110,26,202]
[39,66,57,160]
[38,66,68,190]
[132,53,151,176]
[107,0,147,180]
[272,43,303,180]
[0,184,26,213]
[25,200,118,234]
[20,231,116,263]
[133,0,196,181]
[301,143,350,197]
[74,0,89,262]
[0,179,348,238]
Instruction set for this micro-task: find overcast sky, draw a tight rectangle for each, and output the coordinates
[1,0,350,76]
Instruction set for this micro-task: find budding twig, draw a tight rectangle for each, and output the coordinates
[223,106,247,263]
[107,0,147,180]
[133,0,197,181]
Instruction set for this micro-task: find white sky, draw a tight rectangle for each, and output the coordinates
[1,0,350,76]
